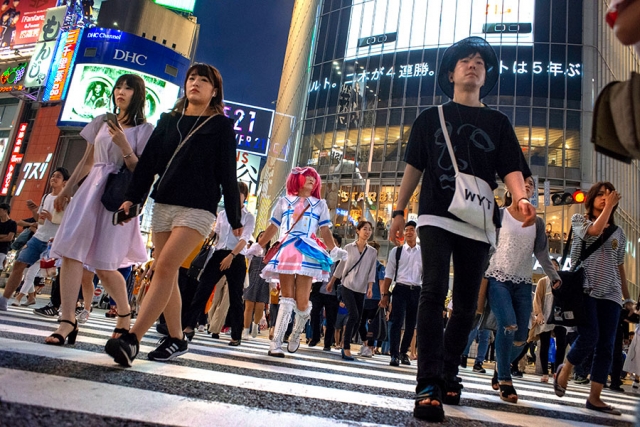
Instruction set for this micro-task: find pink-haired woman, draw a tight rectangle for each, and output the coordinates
[248,167,345,357]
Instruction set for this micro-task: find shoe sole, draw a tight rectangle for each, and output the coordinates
[105,339,133,368]
[268,351,285,358]
[148,349,188,361]
[287,342,300,353]
[473,369,486,373]
[33,311,57,318]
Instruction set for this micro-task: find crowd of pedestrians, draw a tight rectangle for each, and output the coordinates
[0,20,637,424]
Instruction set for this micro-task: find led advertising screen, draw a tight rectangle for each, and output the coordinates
[346,0,535,59]
[223,101,274,157]
[154,0,196,13]
[0,0,58,50]
[59,63,180,127]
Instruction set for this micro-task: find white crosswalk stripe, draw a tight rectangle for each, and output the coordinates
[1,304,638,426]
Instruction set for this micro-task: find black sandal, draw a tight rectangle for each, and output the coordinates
[499,383,518,403]
[184,330,195,341]
[491,369,499,390]
[113,312,131,336]
[228,339,241,346]
[413,381,445,422]
[442,375,463,405]
[554,363,567,397]
[45,319,78,346]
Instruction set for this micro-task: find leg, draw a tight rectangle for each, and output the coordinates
[184,251,226,332]
[2,260,28,299]
[225,254,248,342]
[96,269,130,337]
[44,258,84,344]
[539,331,551,376]
[340,286,363,354]
[389,285,409,359]
[400,287,421,359]
[269,274,296,357]
[81,269,95,312]
[288,275,313,353]
[475,329,491,367]
[244,301,256,328]
[324,295,339,349]
[487,279,518,384]
[309,290,323,344]
[609,324,624,389]
[463,327,479,359]
[588,299,622,407]
[252,302,265,337]
[130,228,203,341]
[553,326,568,372]
[177,266,200,328]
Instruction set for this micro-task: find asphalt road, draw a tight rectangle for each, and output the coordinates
[0,300,637,426]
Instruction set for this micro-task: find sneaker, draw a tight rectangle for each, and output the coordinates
[197,325,205,333]
[0,296,8,311]
[473,363,487,373]
[322,346,331,351]
[148,335,188,361]
[633,379,639,389]
[241,328,251,340]
[460,355,468,368]
[105,331,139,367]
[511,370,524,378]
[389,356,400,367]
[75,306,83,317]
[76,309,90,324]
[210,333,220,339]
[251,322,259,338]
[574,376,590,384]
[360,346,373,358]
[33,303,59,318]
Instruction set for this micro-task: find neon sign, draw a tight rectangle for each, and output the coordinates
[44,28,82,102]
[1,123,28,196]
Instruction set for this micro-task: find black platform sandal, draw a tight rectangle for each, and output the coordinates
[499,383,518,403]
[442,375,463,405]
[113,312,131,337]
[491,369,499,390]
[413,381,445,422]
[184,330,195,341]
[45,319,78,346]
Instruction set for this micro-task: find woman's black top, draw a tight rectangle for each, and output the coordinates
[125,112,242,229]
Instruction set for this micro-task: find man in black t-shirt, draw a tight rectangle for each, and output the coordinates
[0,202,16,270]
[387,37,535,422]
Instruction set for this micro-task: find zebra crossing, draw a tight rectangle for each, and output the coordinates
[1,303,638,426]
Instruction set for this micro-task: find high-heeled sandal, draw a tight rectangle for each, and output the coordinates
[498,383,518,403]
[491,370,499,390]
[45,319,78,346]
[113,312,131,336]
[442,375,463,405]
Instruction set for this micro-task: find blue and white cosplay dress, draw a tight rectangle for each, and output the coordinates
[261,195,333,281]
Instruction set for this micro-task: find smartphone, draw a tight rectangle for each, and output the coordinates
[113,203,143,225]
[104,112,118,126]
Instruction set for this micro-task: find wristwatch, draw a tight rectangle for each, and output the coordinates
[230,252,237,258]
[392,210,405,219]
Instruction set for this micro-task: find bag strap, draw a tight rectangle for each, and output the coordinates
[156,114,215,190]
[565,222,619,268]
[281,202,311,238]
[393,245,403,282]
[343,245,368,280]
[438,105,460,176]
[560,226,573,265]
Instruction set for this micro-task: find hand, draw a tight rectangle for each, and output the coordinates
[533,314,545,326]
[330,247,347,261]
[517,199,536,227]
[366,287,373,299]
[389,214,406,245]
[232,227,244,237]
[220,254,233,271]
[605,190,622,209]
[54,189,71,212]
[326,280,334,294]
[551,279,562,290]
[39,210,53,222]
[246,243,264,257]
[26,199,37,211]
[118,201,134,225]
[107,119,129,151]
[378,295,389,308]
[339,302,346,308]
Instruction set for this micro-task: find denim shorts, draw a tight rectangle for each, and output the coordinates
[151,203,215,238]
[17,237,49,266]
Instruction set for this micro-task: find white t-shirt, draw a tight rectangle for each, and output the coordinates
[33,194,62,242]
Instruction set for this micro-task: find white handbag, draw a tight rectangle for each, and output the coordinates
[437,105,495,232]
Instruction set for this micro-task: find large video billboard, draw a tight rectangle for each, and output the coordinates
[58,28,190,127]
[0,0,58,53]
[346,0,535,59]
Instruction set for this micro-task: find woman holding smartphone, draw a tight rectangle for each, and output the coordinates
[46,74,153,345]
[105,63,242,366]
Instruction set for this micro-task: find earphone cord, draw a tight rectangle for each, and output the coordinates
[176,101,208,145]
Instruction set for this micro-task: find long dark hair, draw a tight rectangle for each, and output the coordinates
[172,63,225,116]
[111,74,147,126]
[585,181,618,226]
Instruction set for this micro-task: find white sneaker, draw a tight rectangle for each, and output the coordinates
[197,325,205,333]
[251,322,259,338]
[0,296,8,311]
[76,309,90,324]
[268,341,285,358]
[360,346,373,357]
[241,328,251,340]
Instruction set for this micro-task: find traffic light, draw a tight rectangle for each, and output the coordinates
[551,190,586,205]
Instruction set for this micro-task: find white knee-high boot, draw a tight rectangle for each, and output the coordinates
[287,301,312,353]
[269,297,295,358]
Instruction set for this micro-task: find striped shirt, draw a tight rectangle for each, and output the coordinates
[571,214,626,305]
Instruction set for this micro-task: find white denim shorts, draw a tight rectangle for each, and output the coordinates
[151,203,215,238]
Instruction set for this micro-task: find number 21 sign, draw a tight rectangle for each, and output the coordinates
[223,100,275,157]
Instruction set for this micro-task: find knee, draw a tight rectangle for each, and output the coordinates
[502,324,518,336]
[296,302,309,312]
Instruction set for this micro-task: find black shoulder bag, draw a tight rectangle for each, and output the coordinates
[342,245,369,281]
[188,237,215,280]
[548,224,619,327]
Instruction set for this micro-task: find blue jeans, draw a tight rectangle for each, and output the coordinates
[464,326,491,365]
[488,278,532,382]
[566,294,619,384]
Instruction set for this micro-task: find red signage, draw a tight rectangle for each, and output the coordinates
[11,0,59,47]
[1,122,28,196]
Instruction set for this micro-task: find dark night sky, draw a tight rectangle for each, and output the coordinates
[193,1,296,109]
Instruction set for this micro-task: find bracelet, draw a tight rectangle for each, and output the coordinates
[230,252,237,258]
[392,210,405,219]
[123,151,135,159]
[517,197,531,204]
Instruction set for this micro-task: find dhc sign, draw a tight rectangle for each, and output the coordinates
[113,49,148,66]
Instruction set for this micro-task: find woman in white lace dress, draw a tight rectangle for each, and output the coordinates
[485,175,561,403]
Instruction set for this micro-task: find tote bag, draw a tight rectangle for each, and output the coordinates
[437,106,495,232]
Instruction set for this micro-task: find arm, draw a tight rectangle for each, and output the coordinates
[107,121,139,172]
[216,120,242,231]
[533,277,547,322]
[476,277,488,315]
[55,143,94,212]
[504,171,535,227]
[0,232,14,242]
[389,164,422,243]
[585,191,621,236]
[320,225,336,251]
[620,264,630,300]
[533,220,561,283]
[613,0,640,45]
[256,223,279,248]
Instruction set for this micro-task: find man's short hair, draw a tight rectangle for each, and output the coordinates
[53,167,70,181]
[405,221,417,229]
[0,203,10,213]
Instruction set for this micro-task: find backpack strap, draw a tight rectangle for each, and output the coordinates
[393,245,403,283]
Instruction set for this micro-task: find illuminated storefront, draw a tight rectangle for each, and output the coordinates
[259,0,640,289]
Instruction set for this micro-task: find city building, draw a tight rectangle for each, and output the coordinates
[257,0,640,293]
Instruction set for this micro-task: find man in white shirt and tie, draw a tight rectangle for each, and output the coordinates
[380,221,422,367]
